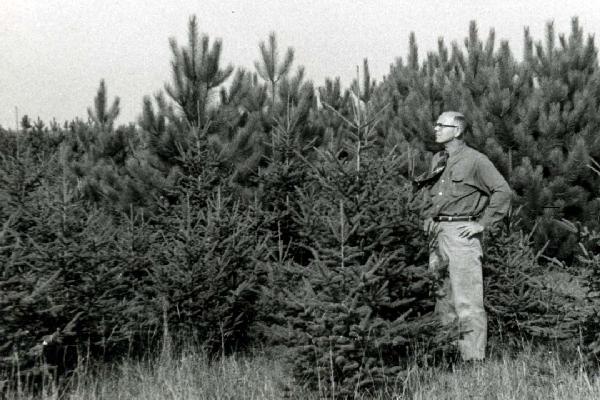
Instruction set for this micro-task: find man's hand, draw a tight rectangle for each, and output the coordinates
[457,222,484,238]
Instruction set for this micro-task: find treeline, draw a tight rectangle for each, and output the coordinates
[1,16,600,396]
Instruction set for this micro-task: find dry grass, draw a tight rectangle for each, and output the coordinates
[3,345,600,399]
[404,351,600,400]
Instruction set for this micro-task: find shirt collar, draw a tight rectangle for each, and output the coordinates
[446,140,467,158]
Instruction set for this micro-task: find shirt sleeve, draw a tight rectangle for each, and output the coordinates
[419,187,435,220]
[410,153,438,219]
[475,155,512,229]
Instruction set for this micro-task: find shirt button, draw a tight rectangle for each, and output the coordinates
[438,192,443,196]
[441,180,445,183]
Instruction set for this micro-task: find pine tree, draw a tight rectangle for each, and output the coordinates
[375,31,447,178]
[254,32,295,113]
[87,79,120,129]
[20,115,32,131]
[62,82,171,213]
[139,91,189,172]
[510,18,600,259]
[216,36,319,193]
[165,15,234,128]
[376,18,600,260]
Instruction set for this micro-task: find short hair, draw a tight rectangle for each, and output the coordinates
[441,111,467,137]
[453,114,466,136]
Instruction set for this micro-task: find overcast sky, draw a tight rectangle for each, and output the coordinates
[2,0,600,128]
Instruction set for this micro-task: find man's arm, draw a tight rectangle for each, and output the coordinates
[412,152,442,232]
[475,156,512,229]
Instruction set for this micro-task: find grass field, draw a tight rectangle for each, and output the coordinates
[4,343,600,400]
[2,268,592,399]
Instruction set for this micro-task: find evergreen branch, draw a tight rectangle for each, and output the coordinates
[182,49,195,82]
[257,41,275,82]
[359,102,391,129]
[587,159,600,177]
[278,48,295,80]
[188,16,198,69]
[321,101,356,129]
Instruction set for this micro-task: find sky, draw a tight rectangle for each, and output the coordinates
[2,0,600,129]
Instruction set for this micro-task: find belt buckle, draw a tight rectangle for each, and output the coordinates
[448,216,453,222]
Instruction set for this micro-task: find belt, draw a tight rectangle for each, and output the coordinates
[433,215,477,222]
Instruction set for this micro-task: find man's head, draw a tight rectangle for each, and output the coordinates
[434,111,466,144]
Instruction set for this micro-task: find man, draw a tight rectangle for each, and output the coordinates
[413,111,512,361]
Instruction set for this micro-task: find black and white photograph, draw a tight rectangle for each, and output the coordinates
[2,1,600,398]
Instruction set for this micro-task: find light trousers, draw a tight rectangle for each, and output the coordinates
[429,221,486,360]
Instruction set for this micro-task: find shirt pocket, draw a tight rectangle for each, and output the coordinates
[450,169,479,197]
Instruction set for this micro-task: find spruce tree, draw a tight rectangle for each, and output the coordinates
[482,213,578,346]
[263,76,453,396]
[0,150,149,375]
[252,71,323,269]
[147,188,267,355]
[579,221,600,363]
[265,150,450,397]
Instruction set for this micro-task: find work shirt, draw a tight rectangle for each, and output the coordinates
[414,142,512,229]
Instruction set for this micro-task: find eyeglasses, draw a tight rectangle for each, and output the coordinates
[433,123,458,129]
